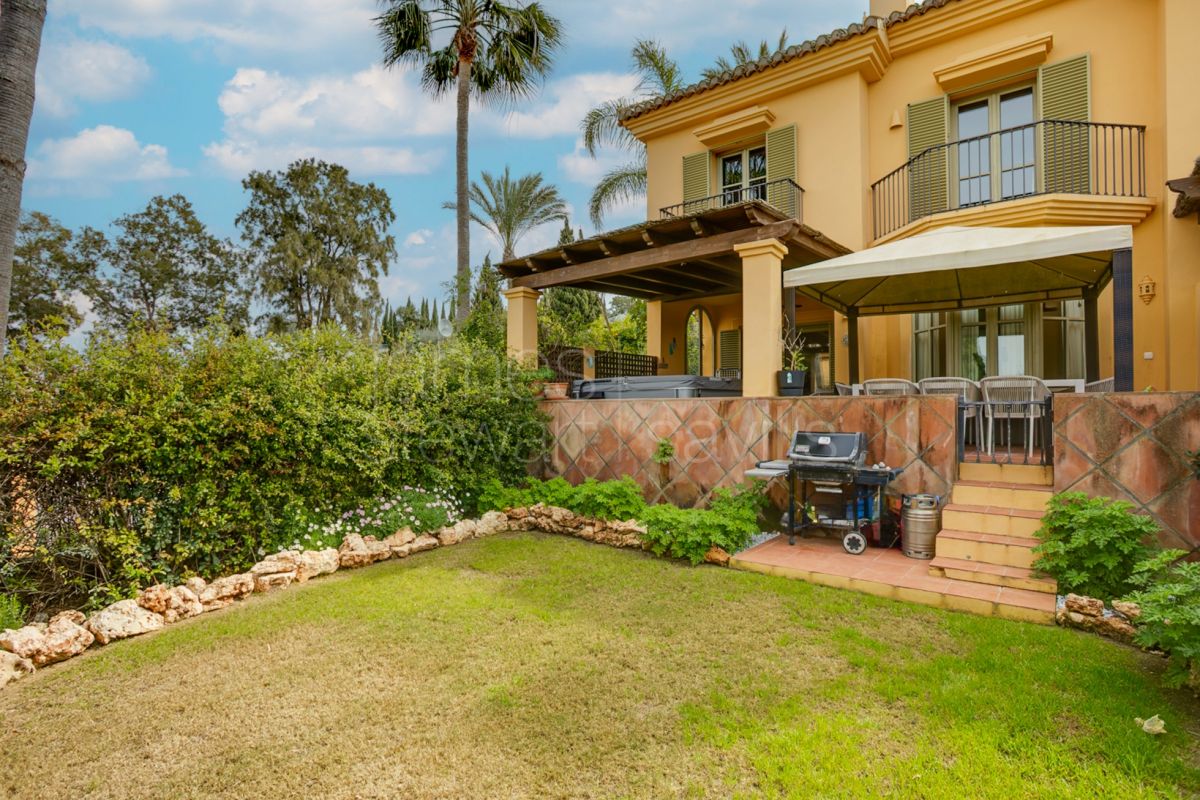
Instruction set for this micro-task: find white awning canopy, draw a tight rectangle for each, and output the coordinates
[783,225,1133,316]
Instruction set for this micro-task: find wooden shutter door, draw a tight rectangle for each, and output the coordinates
[1039,54,1091,193]
[718,328,742,376]
[682,152,710,214]
[765,124,798,218]
[907,97,949,221]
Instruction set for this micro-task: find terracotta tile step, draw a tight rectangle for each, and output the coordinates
[942,504,1044,538]
[929,555,1057,594]
[951,481,1052,512]
[935,529,1039,569]
[958,462,1054,486]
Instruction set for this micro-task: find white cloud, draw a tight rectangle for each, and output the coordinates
[203,66,447,177]
[37,38,152,118]
[27,125,185,194]
[404,229,433,247]
[496,72,640,139]
[55,0,378,62]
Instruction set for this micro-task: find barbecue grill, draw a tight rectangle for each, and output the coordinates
[746,431,901,554]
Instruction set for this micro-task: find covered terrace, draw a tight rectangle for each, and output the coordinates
[783,224,1136,390]
[497,202,850,396]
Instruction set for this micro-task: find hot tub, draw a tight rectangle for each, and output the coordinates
[570,375,742,399]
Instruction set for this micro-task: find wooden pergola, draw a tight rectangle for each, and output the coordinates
[496,202,849,300]
[496,202,850,396]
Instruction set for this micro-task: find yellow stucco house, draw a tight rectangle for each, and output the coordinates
[499,0,1199,397]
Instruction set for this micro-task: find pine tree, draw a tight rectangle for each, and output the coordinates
[462,254,505,350]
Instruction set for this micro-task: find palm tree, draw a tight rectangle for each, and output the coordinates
[376,0,562,324]
[0,0,48,357]
[581,40,684,229]
[700,29,790,82]
[443,166,567,260]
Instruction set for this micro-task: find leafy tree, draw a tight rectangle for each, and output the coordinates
[700,29,789,81]
[445,166,567,260]
[376,0,563,324]
[79,194,249,334]
[581,40,684,228]
[9,212,88,337]
[0,0,48,357]
[539,220,603,347]
[237,159,395,335]
[461,254,505,350]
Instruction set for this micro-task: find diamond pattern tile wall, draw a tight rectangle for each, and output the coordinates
[1053,393,1200,549]
[539,397,957,509]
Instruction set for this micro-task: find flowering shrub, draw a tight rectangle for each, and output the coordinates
[284,487,462,552]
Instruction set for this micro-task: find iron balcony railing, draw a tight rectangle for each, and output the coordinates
[871,119,1147,240]
[659,177,804,221]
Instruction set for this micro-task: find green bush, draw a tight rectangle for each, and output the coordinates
[480,476,767,565]
[1126,550,1200,687]
[641,484,767,565]
[0,325,546,612]
[0,594,25,632]
[479,476,648,522]
[1031,492,1158,600]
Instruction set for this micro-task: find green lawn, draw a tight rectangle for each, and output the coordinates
[2,533,1197,799]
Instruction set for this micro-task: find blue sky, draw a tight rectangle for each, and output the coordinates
[27,0,866,315]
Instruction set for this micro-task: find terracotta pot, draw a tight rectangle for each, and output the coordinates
[543,382,570,400]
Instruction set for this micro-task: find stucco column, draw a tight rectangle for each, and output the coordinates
[503,286,540,366]
[735,238,787,397]
[645,299,663,367]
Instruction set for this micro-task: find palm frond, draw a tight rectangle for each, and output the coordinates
[589,161,647,230]
[631,39,684,96]
[581,99,638,156]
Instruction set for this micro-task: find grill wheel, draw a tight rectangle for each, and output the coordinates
[842,531,868,555]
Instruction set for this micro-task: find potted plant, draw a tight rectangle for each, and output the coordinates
[543,380,570,400]
[652,438,675,487]
[530,367,555,399]
[778,325,808,396]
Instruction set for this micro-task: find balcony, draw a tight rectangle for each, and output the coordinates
[871,119,1147,240]
[660,177,804,221]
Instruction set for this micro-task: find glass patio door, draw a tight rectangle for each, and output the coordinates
[956,304,1027,379]
[954,86,1036,208]
[720,146,767,206]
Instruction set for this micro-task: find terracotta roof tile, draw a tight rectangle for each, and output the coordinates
[619,0,959,124]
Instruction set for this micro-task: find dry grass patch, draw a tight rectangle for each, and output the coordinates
[1,533,1197,799]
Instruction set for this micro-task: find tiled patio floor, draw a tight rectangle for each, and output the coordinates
[730,534,1055,623]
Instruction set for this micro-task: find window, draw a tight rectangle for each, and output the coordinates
[912,312,947,381]
[720,145,767,206]
[953,86,1036,208]
[914,302,1089,381]
[685,306,715,376]
[1041,300,1085,380]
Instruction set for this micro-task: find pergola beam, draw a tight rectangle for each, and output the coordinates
[510,221,799,291]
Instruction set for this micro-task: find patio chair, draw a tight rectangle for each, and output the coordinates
[834,382,853,396]
[979,376,1051,458]
[919,377,984,450]
[1085,377,1114,392]
[862,378,921,396]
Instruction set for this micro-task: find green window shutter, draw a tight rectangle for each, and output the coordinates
[1039,54,1091,193]
[907,96,949,221]
[765,124,798,218]
[682,152,710,213]
[718,328,742,375]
